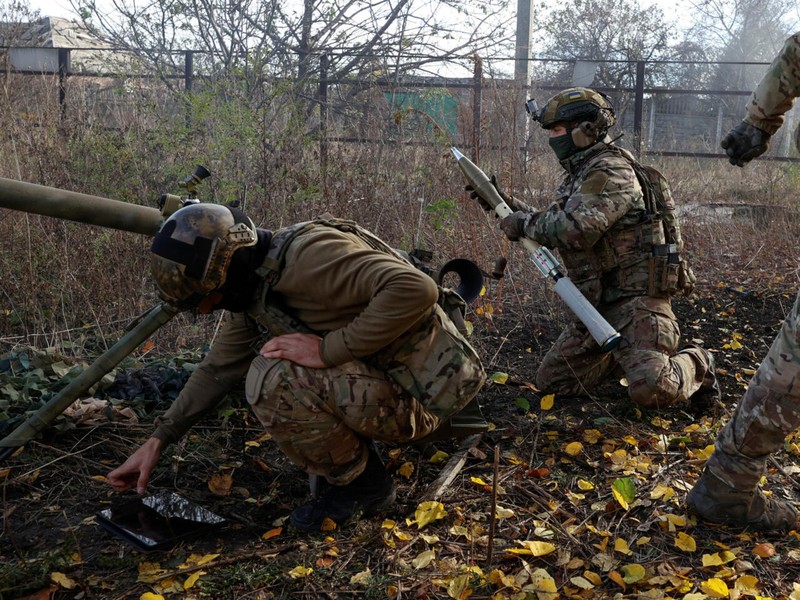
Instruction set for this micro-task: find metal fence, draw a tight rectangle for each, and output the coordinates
[1,47,797,164]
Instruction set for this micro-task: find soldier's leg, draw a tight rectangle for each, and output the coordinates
[613,297,714,408]
[686,292,800,531]
[244,355,437,485]
[535,322,615,396]
[245,355,440,530]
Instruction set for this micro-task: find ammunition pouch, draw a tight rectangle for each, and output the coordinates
[438,288,469,335]
[648,244,695,297]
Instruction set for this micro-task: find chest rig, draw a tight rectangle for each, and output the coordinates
[558,145,695,303]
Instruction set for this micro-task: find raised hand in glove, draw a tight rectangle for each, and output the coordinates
[466,175,531,213]
[721,121,771,167]
[500,211,530,241]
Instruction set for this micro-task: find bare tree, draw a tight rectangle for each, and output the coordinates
[684,0,797,115]
[71,0,515,86]
[0,0,41,45]
[533,0,675,89]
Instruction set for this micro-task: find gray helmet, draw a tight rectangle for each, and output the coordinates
[150,203,258,309]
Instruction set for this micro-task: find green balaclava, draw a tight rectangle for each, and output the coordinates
[548,130,581,161]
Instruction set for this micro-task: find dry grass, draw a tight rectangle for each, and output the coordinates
[1,74,800,599]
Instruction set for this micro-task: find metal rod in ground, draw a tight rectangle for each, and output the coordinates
[487,444,500,568]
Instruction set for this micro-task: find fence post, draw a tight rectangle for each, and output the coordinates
[319,53,329,190]
[184,51,194,129]
[472,56,482,163]
[633,60,645,158]
[58,48,69,120]
[184,50,193,92]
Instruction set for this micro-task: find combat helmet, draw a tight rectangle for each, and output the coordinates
[150,203,258,309]
[527,87,616,146]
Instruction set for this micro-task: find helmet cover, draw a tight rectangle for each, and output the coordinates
[534,87,616,131]
[150,203,257,309]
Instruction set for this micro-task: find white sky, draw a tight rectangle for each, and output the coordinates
[28,0,77,19]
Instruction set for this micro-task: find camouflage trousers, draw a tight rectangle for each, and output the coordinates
[244,355,440,485]
[536,295,711,408]
[706,291,800,489]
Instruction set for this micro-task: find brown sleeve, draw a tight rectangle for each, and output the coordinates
[152,311,261,445]
[274,228,440,366]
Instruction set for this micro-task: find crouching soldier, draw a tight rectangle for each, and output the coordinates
[107,204,486,531]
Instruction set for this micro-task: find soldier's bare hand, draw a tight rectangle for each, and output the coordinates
[107,437,163,494]
[260,333,326,368]
[721,121,771,167]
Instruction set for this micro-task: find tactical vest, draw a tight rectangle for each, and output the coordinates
[247,217,485,420]
[559,145,695,304]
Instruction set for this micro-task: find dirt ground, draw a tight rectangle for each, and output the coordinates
[2,282,800,599]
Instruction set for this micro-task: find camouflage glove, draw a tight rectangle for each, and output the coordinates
[500,211,529,241]
[721,121,771,167]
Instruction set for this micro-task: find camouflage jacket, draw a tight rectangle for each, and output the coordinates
[152,223,485,444]
[522,143,668,305]
[745,32,800,134]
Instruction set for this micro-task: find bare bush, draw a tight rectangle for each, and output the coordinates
[0,71,797,360]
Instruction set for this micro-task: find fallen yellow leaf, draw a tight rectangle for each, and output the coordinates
[397,461,414,478]
[428,450,449,463]
[490,371,509,384]
[529,568,558,600]
[564,441,583,456]
[513,540,556,556]
[702,550,736,566]
[583,429,602,444]
[415,500,447,529]
[411,549,436,569]
[50,572,77,589]
[350,568,371,585]
[183,570,205,589]
[621,563,646,584]
[608,570,626,589]
[614,539,633,555]
[675,532,697,552]
[208,472,233,496]
[540,394,555,410]
[584,570,601,585]
[288,565,313,579]
[734,574,760,594]
[700,578,729,598]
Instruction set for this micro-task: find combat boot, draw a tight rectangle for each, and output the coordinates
[686,468,797,533]
[291,446,396,532]
[689,349,722,410]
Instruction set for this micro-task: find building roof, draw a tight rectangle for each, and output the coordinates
[0,16,131,74]
[1,16,110,49]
